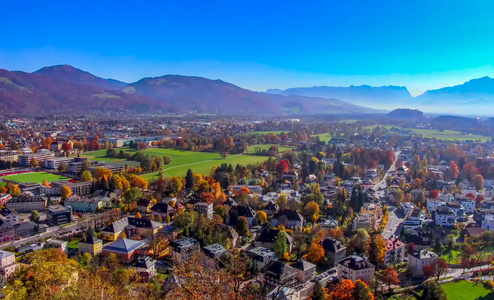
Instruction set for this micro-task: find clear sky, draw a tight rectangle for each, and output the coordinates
[2,0,494,96]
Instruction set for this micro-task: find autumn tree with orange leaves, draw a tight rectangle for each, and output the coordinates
[305,242,325,264]
[327,279,375,300]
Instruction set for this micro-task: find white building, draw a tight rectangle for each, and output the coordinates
[0,250,18,279]
[403,208,425,230]
[434,206,457,226]
[407,250,438,277]
[482,214,494,231]
[337,255,375,283]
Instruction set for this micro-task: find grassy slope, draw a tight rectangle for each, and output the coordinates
[362,125,491,142]
[1,172,71,183]
[442,280,493,300]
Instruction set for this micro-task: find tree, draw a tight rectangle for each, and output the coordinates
[41,179,50,188]
[276,194,288,210]
[306,242,325,264]
[30,158,39,168]
[10,184,21,197]
[130,175,149,189]
[135,212,142,219]
[303,201,320,223]
[367,234,387,266]
[432,258,449,281]
[421,281,447,300]
[448,161,460,180]
[256,211,267,224]
[236,216,250,237]
[124,187,142,208]
[274,230,288,259]
[473,174,484,191]
[276,160,290,175]
[185,169,194,190]
[80,170,92,182]
[353,228,370,252]
[423,264,435,278]
[60,185,72,199]
[382,266,400,292]
[327,279,355,300]
[30,210,40,224]
[353,280,375,300]
[311,280,325,300]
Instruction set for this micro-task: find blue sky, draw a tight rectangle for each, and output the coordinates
[2,0,494,95]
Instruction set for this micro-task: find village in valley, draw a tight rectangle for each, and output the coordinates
[0,114,492,299]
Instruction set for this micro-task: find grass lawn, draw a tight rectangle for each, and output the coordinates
[1,172,72,183]
[142,153,270,180]
[312,132,342,142]
[78,148,140,166]
[442,280,493,300]
[246,130,289,136]
[0,181,7,187]
[442,250,462,264]
[68,240,79,249]
[246,144,293,153]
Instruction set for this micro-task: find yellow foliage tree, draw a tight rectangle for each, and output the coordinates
[61,185,72,199]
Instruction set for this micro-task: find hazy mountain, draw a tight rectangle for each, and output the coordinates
[387,109,424,119]
[0,65,383,116]
[0,68,166,115]
[266,85,412,109]
[34,65,127,90]
[416,77,494,114]
[123,75,380,115]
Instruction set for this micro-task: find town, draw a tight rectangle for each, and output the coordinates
[0,114,492,299]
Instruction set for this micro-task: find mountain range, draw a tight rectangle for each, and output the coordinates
[1,64,494,116]
[0,65,377,116]
[269,77,494,115]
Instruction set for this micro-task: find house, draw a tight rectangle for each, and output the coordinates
[202,243,227,268]
[321,238,347,267]
[170,237,200,264]
[136,198,154,213]
[353,215,374,231]
[6,194,46,212]
[403,208,425,230]
[385,236,406,265]
[256,228,294,253]
[272,209,304,228]
[0,250,18,279]
[0,208,27,225]
[0,219,15,243]
[64,195,107,213]
[102,238,145,262]
[482,214,494,231]
[337,255,375,283]
[46,205,71,226]
[228,185,263,195]
[14,221,37,238]
[291,260,316,283]
[127,217,164,237]
[264,260,298,287]
[130,257,157,280]
[406,228,432,250]
[45,239,68,253]
[317,218,338,230]
[231,205,257,226]
[150,203,174,219]
[433,206,457,227]
[247,246,278,273]
[262,201,279,216]
[100,218,129,241]
[79,236,103,255]
[194,202,214,220]
[407,250,438,277]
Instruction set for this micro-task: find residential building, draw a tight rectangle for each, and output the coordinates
[64,195,107,213]
[0,208,26,225]
[231,205,257,226]
[353,215,374,231]
[482,214,494,231]
[407,250,438,277]
[403,208,426,230]
[127,217,164,237]
[6,194,46,212]
[51,181,92,196]
[102,238,145,262]
[255,228,294,253]
[46,205,71,226]
[228,185,263,195]
[45,239,68,253]
[150,203,174,219]
[385,236,406,265]
[291,260,316,283]
[18,150,55,166]
[433,206,457,227]
[264,260,298,287]
[100,218,129,241]
[321,238,347,267]
[79,236,103,255]
[0,220,15,243]
[14,221,37,237]
[0,250,18,279]
[262,201,279,216]
[337,255,375,283]
[170,237,200,264]
[136,198,154,213]
[456,197,476,214]
[400,202,417,216]
[130,257,157,280]
[247,246,277,273]
[194,202,214,220]
[202,243,227,268]
[44,157,73,169]
[271,209,304,228]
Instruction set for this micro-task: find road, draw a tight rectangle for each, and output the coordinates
[373,151,403,239]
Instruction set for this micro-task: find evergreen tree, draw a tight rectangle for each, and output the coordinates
[185,169,194,190]
[274,230,288,259]
[311,280,325,300]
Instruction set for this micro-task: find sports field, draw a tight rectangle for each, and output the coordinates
[1,172,72,183]
[81,148,271,180]
[442,280,493,300]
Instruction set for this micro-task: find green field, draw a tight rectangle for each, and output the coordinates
[247,131,289,136]
[442,280,493,300]
[142,153,270,180]
[1,172,72,183]
[81,148,271,180]
[312,132,342,142]
[442,250,462,264]
[247,144,293,153]
[362,126,491,142]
